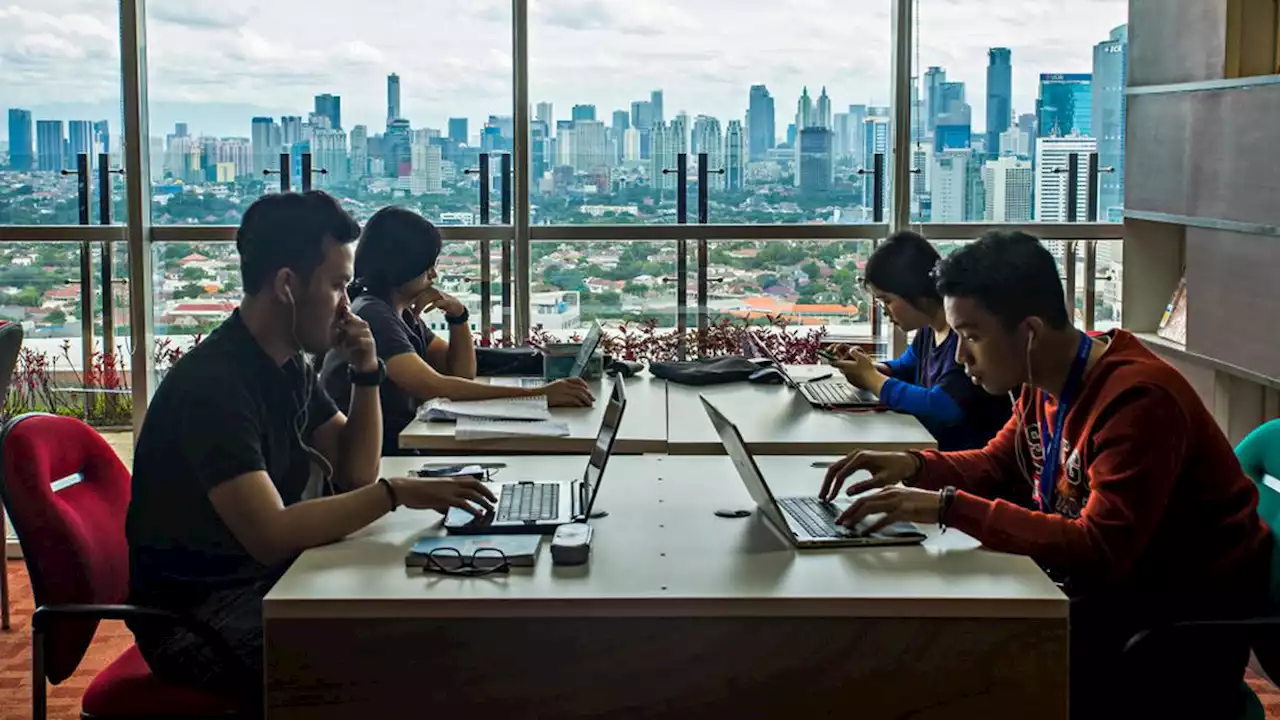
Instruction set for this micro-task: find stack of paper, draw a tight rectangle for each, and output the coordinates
[418,396,551,422]
[455,417,571,441]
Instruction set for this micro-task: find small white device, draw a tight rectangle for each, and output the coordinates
[550,523,592,566]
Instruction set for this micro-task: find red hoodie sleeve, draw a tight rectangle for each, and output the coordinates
[935,385,1186,584]
[910,396,1026,497]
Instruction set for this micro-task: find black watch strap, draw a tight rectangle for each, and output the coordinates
[348,358,386,387]
[445,308,470,326]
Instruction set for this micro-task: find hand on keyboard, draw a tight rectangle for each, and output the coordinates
[834,487,942,534]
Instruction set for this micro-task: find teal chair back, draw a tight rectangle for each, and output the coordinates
[1236,419,1280,606]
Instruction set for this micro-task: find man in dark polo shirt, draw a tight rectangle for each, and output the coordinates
[125,191,495,707]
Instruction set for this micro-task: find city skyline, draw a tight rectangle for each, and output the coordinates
[0,0,1128,141]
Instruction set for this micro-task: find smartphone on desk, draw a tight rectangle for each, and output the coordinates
[816,348,840,363]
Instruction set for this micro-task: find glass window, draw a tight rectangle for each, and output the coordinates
[529,0,894,225]
[144,0,513,226]
[0,1,126,225]
[912,0,1128,223]
[530,241,679,331]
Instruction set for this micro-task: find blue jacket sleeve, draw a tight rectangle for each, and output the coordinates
[881,343,919,382]
[878,377,965,427]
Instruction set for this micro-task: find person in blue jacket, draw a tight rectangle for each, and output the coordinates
[832,231,1012,450]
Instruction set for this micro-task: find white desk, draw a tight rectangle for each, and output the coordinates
[666,366,938,455]
[396,374,667,454]
[265,456,1067,719]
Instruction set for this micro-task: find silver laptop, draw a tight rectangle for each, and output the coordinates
[700,396,926,548]
[491,322,604,390]
[744,332,879,409]
[444,379,626,535]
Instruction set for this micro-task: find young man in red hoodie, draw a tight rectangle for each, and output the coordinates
[821,230,1271,719]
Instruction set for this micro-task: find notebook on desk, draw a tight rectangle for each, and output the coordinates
[418,396,552,422]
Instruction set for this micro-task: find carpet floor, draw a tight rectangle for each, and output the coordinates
[3,558,1280,718]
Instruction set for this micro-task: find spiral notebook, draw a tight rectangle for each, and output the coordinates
[455,416,570,441]
[418,396,551,422]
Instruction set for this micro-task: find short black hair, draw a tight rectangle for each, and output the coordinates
[352,206,443,299]
[934,230,1070,330]
[863,231,942,308]
[235,191,360,295]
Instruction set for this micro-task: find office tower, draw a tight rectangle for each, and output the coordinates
[795,86,814,130]
[448,118,468,145]
[747,85,776,161]
[724,120,744,191]
[999,127,1031,157]
[67,120,95,167]
[281,116,304,147]
[650,122,675,191]
[7,109,33,170]
[650,90,664,124]
[314,94,342,131]
[984,155,1034,222]
[816,87,832,129]
[1037,74,1093,138]
[930,149,984,222]
[410,141,442,193]
[939,82,966,115]
[251,117,278,175]
[1035,135,1098,221]
[1093,24,1128,221]
[93,120,110,159]
[385,118,412,176]
[847,104,868,169]
[986,48,1013,157]
[531,120,550,181]
[622,127,641,162]
[911,144,932,205]
[630,100,653,130]
[611,110,629,133]
[174,122,189,138]
[691,115,723,178]
[536,102,554,130]
[387,73,402,126]
[1018,113,1038,158]
[923,66,946,132]
[934,105,971,153]
[798,127,833,194]
[786,123,797,147]
[570,120,609,174]
[571,104,596,123]
[312,128,348,184]
[555,120,574,166]
[350,125,369,179]
[863,116,891,217]
[672,113,689,155]
[36,120,64,172]
[832,113,852,161]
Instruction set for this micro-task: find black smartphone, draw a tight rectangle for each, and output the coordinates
[816,348,840,362]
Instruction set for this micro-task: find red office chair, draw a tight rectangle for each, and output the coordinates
[0,413,242,719]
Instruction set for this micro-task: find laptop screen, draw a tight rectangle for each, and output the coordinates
[698,396,793,532]
[744,332,799,389]
[580,379,627,514]
[569,322,604,379]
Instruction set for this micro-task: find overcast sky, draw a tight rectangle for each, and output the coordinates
[0,0,1128,142]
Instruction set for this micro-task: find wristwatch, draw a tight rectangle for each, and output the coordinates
[445,307,470,326]
[347,358,386,387]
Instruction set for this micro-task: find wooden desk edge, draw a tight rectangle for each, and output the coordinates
[263,595,1068,621]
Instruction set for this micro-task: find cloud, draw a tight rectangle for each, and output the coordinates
[148,1,250,30]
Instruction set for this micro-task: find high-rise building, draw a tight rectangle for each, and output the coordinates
[622,127,641,162]
[281,116,304,147]
[7,109,33,170]
[931,150,969,222]
[610,110,630,163]
[311,128,348,184]
[67,120,96,168]
[691,115,723,178]
[724,120,744,191]
[671,113,689,155]
[251,116,279,175]
[986,48,1013,157]
[350,125,369,179]
[999,127,1031,157]
[410,141,442,194]
[1035,135,1098,221]
[531,119,550,182]
[174,123,189,138]
[93,120,110,159]
[569,120,609,174]
[650,122,675,191]
[923,66,946,133]
[36,120,64,172]
[314,94,341,130]
[798,127,833,194]
[387,73,402,126]
[939,82,966,115]
[536,102,554,132]
[611,110,629,133]
[863,115,891,215]
[1093,24,1128,221]
[650,90,664,124]
[795,86,814,130]
[448,118,468,145]
[385,118,412,176]
[631,100,654,159]
[747,85,776,161]
[847,104,869,169]
[815,87,832,130]
[832,113,852,161]
[984,155,1034,222]
[1037,74,1093,138]
[571,104,597,122]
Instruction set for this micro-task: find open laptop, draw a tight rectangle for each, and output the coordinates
[444,378,626,535]
[492,321,604,390]
[744,332,880,409]
[699,396,926,548]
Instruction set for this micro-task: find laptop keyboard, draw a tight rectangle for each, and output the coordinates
[496,483,560,522]
[778,497,846,538]
[804,382,865,405]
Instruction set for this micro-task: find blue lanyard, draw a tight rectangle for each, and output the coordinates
[1036,333,1093,512]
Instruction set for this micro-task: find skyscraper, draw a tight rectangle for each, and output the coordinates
[691,115,723,178]
[984,155,1034,222]
[7,109,33,170]
[847,104,869,169]
[448,118,468,145]
[531,120,550,181]
[67,121,95,167]
[93,120,110,159]
[931,150,971,222]
[630,100,655,160]
[251,116,278,175]
[832,113,853,161]
[611,110,629,133]
[314,94,342,130]
[815,87,832,129]
[1093,25,1128,221]
[571,104,597,122]
[747,85,775,161]
[795,86,814,130]
[386,74,401,126]
[798,127,834,194]
[350,125,369,179]
[923,66,947,133]
[650,90,664,124]
[863,116,891,217]
[536,102,554,132]
[1035,135,1098,221]
[724,120,744,191]
[36,120,64,172]
[312,128,348,184]
[650,122,675,191]
[986,48,1013,157]
[1037,74,1093,138]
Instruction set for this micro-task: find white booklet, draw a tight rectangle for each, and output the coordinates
[418,396,552,422]
[455,417,571,441]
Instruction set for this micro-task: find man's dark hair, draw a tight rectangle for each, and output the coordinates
[863,231,942,308]
[351,206,443,300]
[934,230,1069,330]
[235,191,361,295]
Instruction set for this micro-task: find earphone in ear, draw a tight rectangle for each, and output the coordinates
[283,285,294,306]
